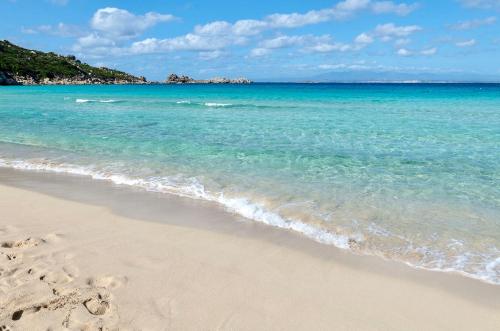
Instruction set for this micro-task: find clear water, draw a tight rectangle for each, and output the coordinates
[0,84,499,283]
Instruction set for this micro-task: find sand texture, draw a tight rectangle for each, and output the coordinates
[1,180,499,330]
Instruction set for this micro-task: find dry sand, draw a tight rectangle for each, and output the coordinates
[0,172,499,330]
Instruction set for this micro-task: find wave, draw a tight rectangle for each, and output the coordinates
[0,157,353,248]
[75,99,121,104]
[204,102,233,107]
[0,156,498,285]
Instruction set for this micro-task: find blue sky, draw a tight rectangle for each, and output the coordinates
[1,0,500,81]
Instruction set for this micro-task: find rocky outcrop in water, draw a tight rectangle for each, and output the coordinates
[166,73,251,84]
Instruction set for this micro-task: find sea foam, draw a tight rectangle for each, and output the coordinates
[76,99,120,103]
[0,156,498,285]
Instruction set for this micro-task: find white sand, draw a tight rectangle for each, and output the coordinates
[1,182,499,330]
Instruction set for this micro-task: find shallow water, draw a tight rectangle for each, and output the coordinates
[0,83,499,283]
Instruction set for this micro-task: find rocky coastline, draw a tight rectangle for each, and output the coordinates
[1,74,147,86]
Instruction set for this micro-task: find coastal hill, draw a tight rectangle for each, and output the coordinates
[166,73,251,84]
[0,40,146,85]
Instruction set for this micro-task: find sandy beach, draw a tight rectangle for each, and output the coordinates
[0,168,499,330]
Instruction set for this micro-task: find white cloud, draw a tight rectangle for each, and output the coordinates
[72,1,419,57]
[20,27,38,34]
[450,16,496,30]
[307,42,356,52]
[456,39,477,47]
[22,22,84,37]
[263,0,417,29]
[249,48,272,57]
[75,33,116,49]
[130,34,230,54]
[355,32,374,44]
[420,47,437,55]
[194,21,232,35]
[265,9,333,28]
[459,0,500,9]
[318,63,372,70]
[259,35,308,48]
[371,1,419,15]
[199,50,226,60]
[397,48,412,56]
[91,7,175,39]
[232,20,268,36]
[355,23,421,46]
[397,47,437,56]
[374,23,422,37]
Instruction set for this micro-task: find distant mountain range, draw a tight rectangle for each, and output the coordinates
[0,40,146,85]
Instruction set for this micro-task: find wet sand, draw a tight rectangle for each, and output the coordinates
[1,168,499,330]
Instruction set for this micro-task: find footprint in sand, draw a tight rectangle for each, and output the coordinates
[84,293,111,315]
[1,237,42,249]
[87,275,128,290]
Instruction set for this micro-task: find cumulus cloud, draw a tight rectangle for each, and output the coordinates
[456,39,477,47]
[72,1,419,56]
[129,34,230,54]
[90,7,175,39]
[263,0,417,29]
[72,7,176,55]
[450,16,496,30]
[354,23,421,46]
[397,48,412,56]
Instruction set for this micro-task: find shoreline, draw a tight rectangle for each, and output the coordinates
[0,151,497,285]
[1,167,499,329]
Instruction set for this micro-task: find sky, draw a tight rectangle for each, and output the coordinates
[1,0,500,81]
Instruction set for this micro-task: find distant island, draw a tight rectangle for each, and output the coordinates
[0,40,146,85]
[165,73,252,84]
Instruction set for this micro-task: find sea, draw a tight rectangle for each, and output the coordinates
[0,83,499,284]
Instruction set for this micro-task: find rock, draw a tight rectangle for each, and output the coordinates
[0,71,19,85]
[166,73,194,84]
[165,73,252,84]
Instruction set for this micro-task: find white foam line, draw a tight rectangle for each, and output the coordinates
[75,99,120,103]
[204,102,232,107]
[0,157,498,285]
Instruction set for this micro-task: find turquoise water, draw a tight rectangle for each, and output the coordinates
[0,84,499,283]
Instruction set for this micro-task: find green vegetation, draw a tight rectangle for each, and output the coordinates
[0,40,145,83]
